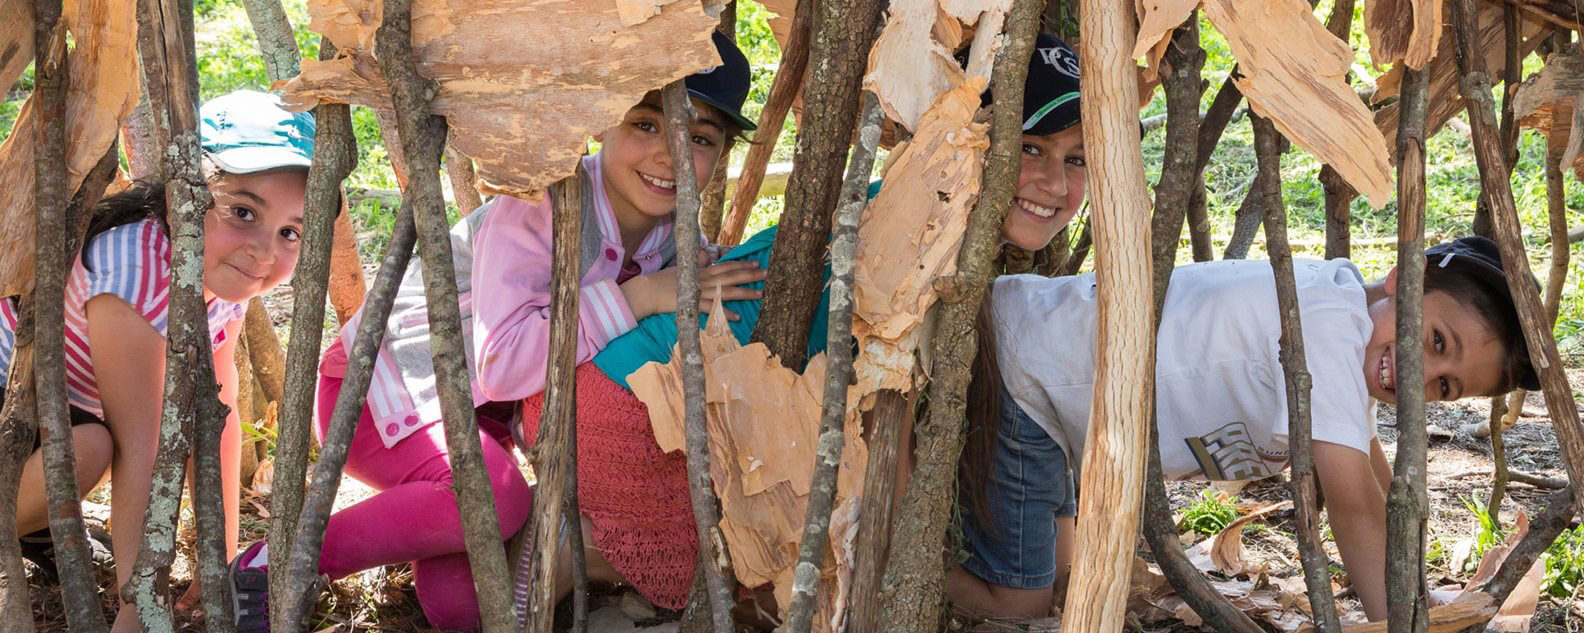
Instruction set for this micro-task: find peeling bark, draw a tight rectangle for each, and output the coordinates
[751,0,885,369]
[1254,113,1341,633]
[522,165,584,633]
[1452,0,1584,510]
[875,1,1040,629]
[779,93,882,633]
[373,0,519,629]
[1385,64,1431,633]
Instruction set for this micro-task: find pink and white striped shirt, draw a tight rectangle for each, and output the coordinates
[0,219,245,417]
[319,153,676,448]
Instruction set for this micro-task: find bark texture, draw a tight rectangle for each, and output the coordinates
[1254,113,1341,633]
[0,299,34,633]
[845,389,911,633]
[876,2,1041,630]
[1385,65,1431,633]
[662,79,737,633]
[750,0,885,369]
[374,0,519,629]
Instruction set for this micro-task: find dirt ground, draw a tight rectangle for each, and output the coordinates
[23,283,1584,631]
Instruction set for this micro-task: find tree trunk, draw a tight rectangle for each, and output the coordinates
[750,0,885,369]
[1254,113,1341,633]
[1188,75,1243,262]
[374,0,519,629]
[1385,65,1430,633]
[845,389,912,633]
[877,2,1042,630]
[1320,0,1357,261]
[0,299,36,633]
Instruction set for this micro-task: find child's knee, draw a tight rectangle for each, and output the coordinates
[414,554,482,630]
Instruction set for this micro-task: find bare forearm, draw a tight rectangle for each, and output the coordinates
[1330,507,1388,620]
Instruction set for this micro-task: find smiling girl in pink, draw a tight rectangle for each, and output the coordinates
[0,90,316,633]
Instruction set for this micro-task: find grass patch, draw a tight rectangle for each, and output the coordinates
[1178,488,1240,536]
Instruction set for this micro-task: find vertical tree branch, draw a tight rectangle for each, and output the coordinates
[1254,113,1341,633]
[276,205,415,632]
[778,93,882,633]
[1452,0,1584,506]
[1138,20,1263,633]
[30,5,108,630]
[522,164,584,633]
[1488,393,1508,525]
[877,2,1042,629]
[1386,65,1430,633]
[662,79,737,633]
[698,1,737,241]
[845,389,912,633]
[717,0,811,246]
[1189,75,1244,262]
[127,0,227,628]
[1057,0,1155,628]
[0,299,35,633]
[565,395,588,633]
[1059,221,1092,276]
[1321,0,1357,261]
[750,0,885,369]
[444,138,484,216]
[374,1,519,630]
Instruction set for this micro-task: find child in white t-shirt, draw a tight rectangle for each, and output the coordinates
[948,236,1537,622]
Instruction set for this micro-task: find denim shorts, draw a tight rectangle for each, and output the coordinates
[957,389,1077,589]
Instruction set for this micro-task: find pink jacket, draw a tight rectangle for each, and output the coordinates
[319,153,676,448]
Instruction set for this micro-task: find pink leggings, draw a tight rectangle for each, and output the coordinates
[314,374,532,631]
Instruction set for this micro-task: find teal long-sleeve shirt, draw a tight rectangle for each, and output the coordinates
[591,225,833,389]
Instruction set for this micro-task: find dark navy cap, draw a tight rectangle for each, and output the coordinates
[1425,236,1540,391]
[959,33,1082,137]
[685,31,757,132]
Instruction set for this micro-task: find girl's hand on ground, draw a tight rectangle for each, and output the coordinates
[620,261,765,320]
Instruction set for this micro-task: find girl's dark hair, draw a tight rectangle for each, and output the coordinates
[81,180,170,272]
[959,295,1005,536]
[1423,265,1530,396]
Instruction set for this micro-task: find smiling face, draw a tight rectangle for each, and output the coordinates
[201,168,308,303]
[1001,123,1087,251]
[1362,288,1509,404]
[597,93,730,227]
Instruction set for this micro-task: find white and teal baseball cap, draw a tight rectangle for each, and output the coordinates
[200,90,315,174]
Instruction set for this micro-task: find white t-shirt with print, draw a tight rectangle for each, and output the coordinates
[991,258,1377,482]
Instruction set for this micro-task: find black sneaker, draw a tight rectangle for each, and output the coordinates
[18,525,112,584]
[231,541,270,633]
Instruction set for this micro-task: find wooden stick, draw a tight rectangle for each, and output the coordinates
[522,164,585,633]
[275,205,415,633]
[751,0,886,370]
[1386,64,1431,633]
[566,392,588,633]
[1457,486,1576,633]
[243,299,284,403]
[779,93,883,633]
[1321,0,1357,261]
[875,3,1042,629]
[265,38,359,622]
[1489,394,1509,525]
[661,78,737,633]
[1059,220,1092,276]
[445,134,484,216]
[0,297,36,633]
[328,211,367,324]
[716,0,811,246]
[374,1,520,630]
[29,8,110,629]
[1139,20,1264,633]
[126,0,228,627]
[845,389,912,633]
[1452,0,1584,509]
[1254,113,1342,633]
[1188,75,1244,262]
[699,11,737,241]
[1058,0,1155,628]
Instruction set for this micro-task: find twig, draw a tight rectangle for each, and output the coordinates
[1452,0,1584,510]
[276,205,415,632]
[1255,113,1341,633]
[0,298,36,633]
[1451,469,1569,489]
[716,0,811,246]
[265,35,359,623]
[750,0,886,369]
[1059,220,1092,277]
[1187,75,1244,262]
[374,0,520,630]
[778,93,883,633]
[522,163,586,633]
[1490,394,1510,525]
[876,3,1042,630]
[126,0,228,628]
[1386,64,1431,633]
[662,78,737,633]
